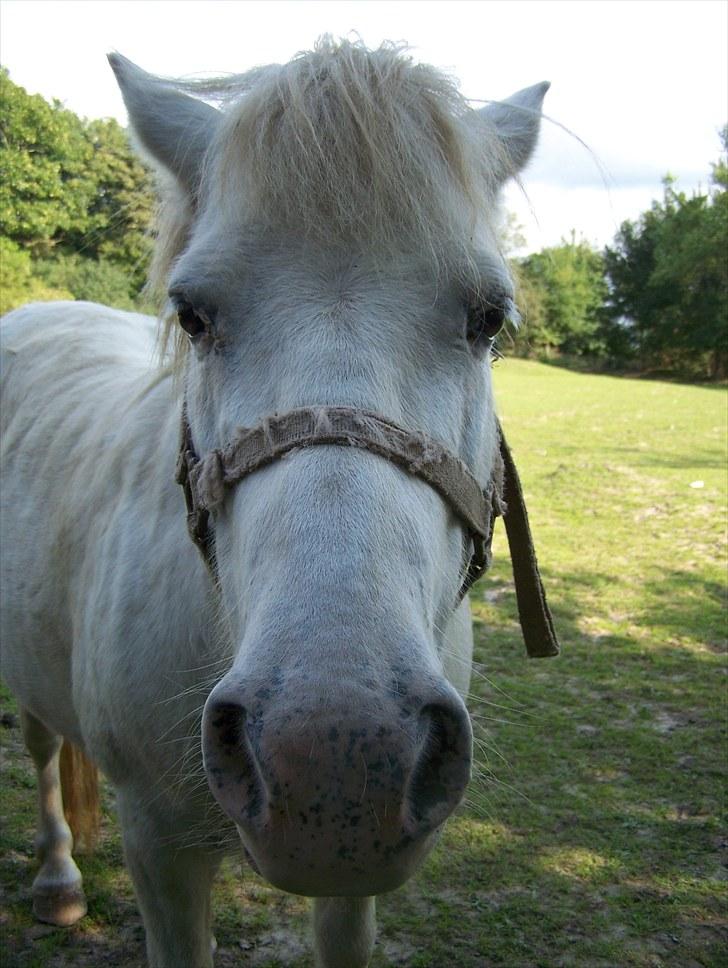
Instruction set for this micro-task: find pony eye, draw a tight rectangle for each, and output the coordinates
[176,302,208,341]
[466,299,505,347]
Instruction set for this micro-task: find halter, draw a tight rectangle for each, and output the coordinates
[175,405,559,658]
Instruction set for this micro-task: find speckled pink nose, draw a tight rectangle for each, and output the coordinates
[202,674,472,896]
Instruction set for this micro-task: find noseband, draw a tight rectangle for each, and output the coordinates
[176,405,559,658]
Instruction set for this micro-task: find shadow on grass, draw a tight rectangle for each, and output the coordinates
[458,563,727,964]
[531,355,728,391]
[514,564,726,659]
[637,569,727,650]
[382,814,727,966]
[607,446,727,471]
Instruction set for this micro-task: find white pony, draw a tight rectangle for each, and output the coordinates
[0,39,554,968]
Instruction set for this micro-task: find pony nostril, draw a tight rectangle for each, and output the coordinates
[202,700,267,825]
[405,701,472,834]
[210,702,246,753]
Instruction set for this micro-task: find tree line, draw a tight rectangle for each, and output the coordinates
[0,68,154,313]
[511,147,727,380]
[1,70,726,379]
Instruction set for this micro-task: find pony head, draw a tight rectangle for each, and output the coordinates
[110,38,548,896]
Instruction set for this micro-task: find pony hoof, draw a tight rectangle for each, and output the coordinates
[33,886,87,926]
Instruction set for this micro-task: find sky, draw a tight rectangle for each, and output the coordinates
[1,0,726,254]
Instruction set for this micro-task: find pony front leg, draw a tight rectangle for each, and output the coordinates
[117,792,221,968]
[20,708,87,926]
[313,896,377,968]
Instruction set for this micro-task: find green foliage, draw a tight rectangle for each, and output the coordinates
[0,237,71,313]
[32,252,138,309]
[0,68,155,310]
[0,68,95,251]
[513,238,607,357]
[68,118,155,290]
[506,131,727,379]
[603,133,728,379]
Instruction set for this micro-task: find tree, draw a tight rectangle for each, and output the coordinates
[0,69,95,252]
[68,118,155,291]
[32,252,140,309]
[0,237,71,314]
[514,237,607,357]
[603,132,728,378]
[0,70,155,299]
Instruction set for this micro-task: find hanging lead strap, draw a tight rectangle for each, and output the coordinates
[498,423,560,658]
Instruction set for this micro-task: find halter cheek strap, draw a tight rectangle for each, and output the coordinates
[175,406,559,658]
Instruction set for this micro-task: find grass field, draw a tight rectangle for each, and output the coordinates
[1,359,726,967]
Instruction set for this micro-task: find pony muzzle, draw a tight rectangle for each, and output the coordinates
[201,675,472,896]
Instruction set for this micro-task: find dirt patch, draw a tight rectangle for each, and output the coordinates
[377,935,418,965]
[217,927,308,966]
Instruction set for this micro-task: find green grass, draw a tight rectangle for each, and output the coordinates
[1,360,726,966]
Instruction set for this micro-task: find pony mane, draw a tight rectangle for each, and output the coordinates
[149,38,512,357]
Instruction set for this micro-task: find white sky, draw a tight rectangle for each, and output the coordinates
[1,0,726,254]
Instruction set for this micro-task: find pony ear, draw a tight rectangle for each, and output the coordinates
[108,52,220,195]
[477,81,550,183]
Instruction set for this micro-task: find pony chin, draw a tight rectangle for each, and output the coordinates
[237,824,442,898]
